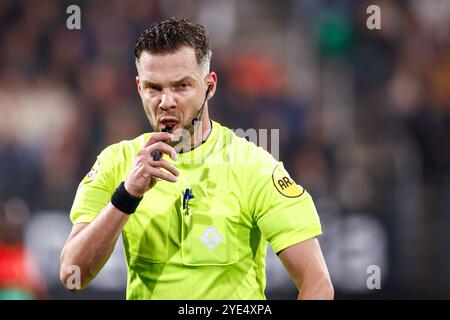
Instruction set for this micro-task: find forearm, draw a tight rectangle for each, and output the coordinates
[297,276,334,300]
[60,203,129,290]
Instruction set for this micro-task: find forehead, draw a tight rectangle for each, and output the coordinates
[137,46,202,83]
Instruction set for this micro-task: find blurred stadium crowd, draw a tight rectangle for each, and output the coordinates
[0,0,449,299]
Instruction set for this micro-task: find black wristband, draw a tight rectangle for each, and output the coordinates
[111,181,143,214]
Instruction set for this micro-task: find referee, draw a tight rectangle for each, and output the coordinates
[60,17,333,300]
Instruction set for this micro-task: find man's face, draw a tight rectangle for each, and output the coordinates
[136,46,211,134]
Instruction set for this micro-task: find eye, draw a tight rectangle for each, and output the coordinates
[176,83,190,89]
[145,84,162,93]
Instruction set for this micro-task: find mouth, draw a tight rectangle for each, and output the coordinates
[160,117,180,131]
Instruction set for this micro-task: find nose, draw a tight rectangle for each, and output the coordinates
[159,90,176,111]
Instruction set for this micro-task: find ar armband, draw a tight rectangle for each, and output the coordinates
[111,181,143,214]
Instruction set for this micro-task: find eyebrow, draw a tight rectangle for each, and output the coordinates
[142,76,196,87]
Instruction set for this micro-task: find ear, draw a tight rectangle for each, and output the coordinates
[206,72,217,100]
[136,76,142,97]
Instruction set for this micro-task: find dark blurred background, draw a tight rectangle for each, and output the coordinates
[0,0,449,299]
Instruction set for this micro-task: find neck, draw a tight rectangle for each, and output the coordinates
[175,111,212,153]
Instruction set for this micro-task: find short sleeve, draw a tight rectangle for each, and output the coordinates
[252,162,323,254]
[69,145,118,224]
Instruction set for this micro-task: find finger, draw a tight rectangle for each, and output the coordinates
[149,167,177,183]
[143,132,174,148]
[149,159,180,177]
[146,142,178,161]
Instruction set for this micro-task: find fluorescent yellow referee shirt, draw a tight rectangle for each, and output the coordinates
[69,120,322,299]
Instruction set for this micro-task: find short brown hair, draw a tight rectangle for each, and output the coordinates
[134,17,212,71]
